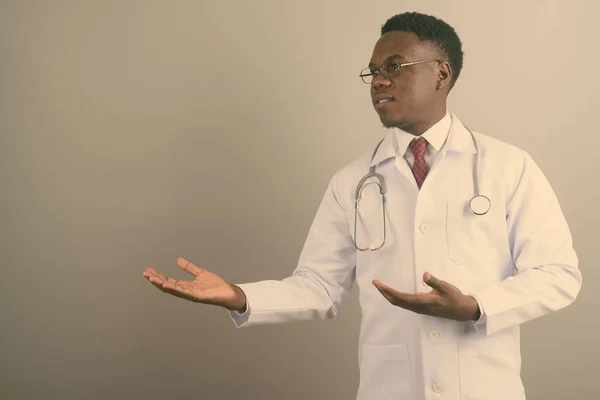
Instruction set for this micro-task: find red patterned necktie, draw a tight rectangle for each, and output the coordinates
[409,137,429,189]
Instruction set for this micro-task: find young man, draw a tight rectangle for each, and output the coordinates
[143,12,581,400]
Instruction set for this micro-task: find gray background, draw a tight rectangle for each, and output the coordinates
[1,1,596,399]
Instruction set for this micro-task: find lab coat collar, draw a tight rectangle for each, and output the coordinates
[444,114,477,155]
[369,113,476,167]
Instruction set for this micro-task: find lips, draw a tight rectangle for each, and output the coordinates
[373,93,395,106]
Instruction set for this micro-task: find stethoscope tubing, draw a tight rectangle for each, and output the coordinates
[353,124,491,251]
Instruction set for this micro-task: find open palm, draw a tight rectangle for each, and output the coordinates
[142,257,244,310]
[372,272,480,321]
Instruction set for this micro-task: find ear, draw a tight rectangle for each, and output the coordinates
[436,61,453,91]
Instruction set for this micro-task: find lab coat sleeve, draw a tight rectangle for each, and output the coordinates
[229,172,357,328]
[469,294,487,326]
[469,151,582,336]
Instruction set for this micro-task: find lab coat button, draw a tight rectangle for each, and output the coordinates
[420,224,430,233]
[432,383,444,393]
[428,329,440,340]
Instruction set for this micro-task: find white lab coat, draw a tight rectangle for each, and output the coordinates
[230,114,582,400]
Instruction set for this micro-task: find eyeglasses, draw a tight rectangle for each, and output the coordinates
[359,59,441,84]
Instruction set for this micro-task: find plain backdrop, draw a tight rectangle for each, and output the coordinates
[1,1,598,399]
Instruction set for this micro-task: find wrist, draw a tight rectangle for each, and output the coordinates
[229,284,247,312]
[471,305,481,321]
[468,295,481,321]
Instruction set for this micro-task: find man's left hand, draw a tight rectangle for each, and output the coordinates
[373,272,480,321]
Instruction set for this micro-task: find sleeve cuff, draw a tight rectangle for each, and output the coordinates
[469,294,487,334]
[233,303,249,315]
[229,301,250,327]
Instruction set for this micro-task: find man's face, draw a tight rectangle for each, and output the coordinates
[368,31,443,130]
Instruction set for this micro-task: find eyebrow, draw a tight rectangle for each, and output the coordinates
[368,54,406,68]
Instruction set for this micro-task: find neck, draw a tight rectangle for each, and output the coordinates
[392,108,447,136]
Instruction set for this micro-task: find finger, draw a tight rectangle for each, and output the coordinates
[378,287,421,305]
[146,275,167,290]
[162,277,178,289]
[373,281,435,311]
[373,281,415,301]
[423,273,449,294]
[142,270,155,279]
[145,268,160,276]
[176,257,204,277]
[380,291,435,314]
[144,268,168,282]
[144,272,196,301]
[376,286,418,310]
[146,275,164,285]
[146,271,168,284]
[147,273,180,290]
[379,290,398,305]
[372,280,395,292]
[150,281,167,292]
[144,274,169,294]
[154,271,169,282]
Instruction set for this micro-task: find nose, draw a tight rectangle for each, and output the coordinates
[371,74,391,90]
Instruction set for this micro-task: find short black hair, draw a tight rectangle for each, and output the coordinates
[381,12,463,89]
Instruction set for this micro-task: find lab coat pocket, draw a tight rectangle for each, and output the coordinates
[446,200,470,265]
[357,344,412,400]
[445,199,496,266]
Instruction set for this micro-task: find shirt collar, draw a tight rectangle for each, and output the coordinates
[369,113,476,167]
[394,112,451,157]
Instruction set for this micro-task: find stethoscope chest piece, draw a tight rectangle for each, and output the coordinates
[469,194,491,216]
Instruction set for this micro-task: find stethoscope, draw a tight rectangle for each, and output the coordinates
[353,126,491,252]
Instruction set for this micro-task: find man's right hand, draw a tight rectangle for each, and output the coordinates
[142,257,247,312]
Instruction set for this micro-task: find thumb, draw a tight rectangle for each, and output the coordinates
[176,257,203,277]
[424,273,448,293]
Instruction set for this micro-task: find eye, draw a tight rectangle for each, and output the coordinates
[387,61,401,73]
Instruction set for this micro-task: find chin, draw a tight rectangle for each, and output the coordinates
[375,107,406,128]
[378,115,403,129]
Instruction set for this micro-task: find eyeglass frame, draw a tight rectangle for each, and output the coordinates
[359,59,443,84]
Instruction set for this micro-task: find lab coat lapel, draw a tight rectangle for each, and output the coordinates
[369,130,420,191]
[369,115,477,191]
[422,115,478,198]
[443,114,477,155]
